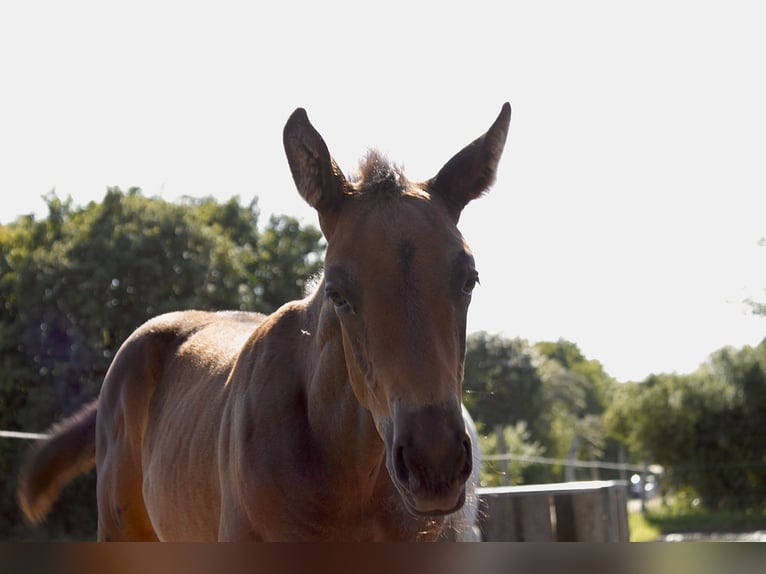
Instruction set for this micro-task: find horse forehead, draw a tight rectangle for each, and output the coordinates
[331,194,464,261]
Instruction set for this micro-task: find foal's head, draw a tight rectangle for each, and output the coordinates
[284,104,510,516]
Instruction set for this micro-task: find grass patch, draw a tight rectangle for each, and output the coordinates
[629,511,661,542]
[629,499,766,541]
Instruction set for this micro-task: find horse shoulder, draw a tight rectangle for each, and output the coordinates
[217,302,337,539]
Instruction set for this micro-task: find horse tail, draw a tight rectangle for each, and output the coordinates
[17,399,98,524]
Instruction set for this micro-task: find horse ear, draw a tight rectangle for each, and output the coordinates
[428,103,511,221]
[283,108,349,231]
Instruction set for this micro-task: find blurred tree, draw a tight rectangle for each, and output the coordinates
[463,333,546,437]
[464,335,621,484]
[745,236,765,316]
[253,215,324,312]
[478,421,544,487]
[604,341,766,510]
[535,340,618,479]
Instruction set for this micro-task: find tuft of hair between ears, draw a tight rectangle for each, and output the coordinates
[351,150,408,195]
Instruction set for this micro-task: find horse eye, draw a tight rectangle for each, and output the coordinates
[326,289,353,313]
[462,275,479,296]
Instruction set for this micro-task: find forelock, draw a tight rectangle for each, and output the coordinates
[352,150,408,195]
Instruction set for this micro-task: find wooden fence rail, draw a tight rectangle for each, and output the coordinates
[477,480,630,542]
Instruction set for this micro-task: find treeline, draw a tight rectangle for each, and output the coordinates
[606,344,766,511]
[1,189,764,539]
[464,334,618,486]
[463,332,766,515]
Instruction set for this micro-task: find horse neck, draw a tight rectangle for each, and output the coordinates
[301,283,387,494]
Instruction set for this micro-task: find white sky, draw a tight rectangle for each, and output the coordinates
[1,1,764,382]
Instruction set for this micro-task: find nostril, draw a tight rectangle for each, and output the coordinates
[394,444,409,485]
[394,443,424,493]
[458,435,473,483]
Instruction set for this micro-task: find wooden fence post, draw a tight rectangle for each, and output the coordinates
[477,481,630,542]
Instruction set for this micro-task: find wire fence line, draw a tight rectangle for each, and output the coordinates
[483,452,653,474]
[0,429,656,475]
[13,429,761,476]
[0,430,50,440]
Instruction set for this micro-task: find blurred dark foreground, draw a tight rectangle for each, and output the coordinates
[1,543,765,574]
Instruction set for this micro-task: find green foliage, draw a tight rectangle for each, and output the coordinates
[745,237,766,316]
[535,339,615,416]
[605,341,766,511]
[0,188,324,539]
[627,509,662,542]
[463,333,545,433]
[535,340,617,474]
[478,421,544,487]
[253,215,324,312]
[464,334,619,484]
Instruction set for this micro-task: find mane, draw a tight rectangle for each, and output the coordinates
[351,150,408,195]
[303,270,324,298]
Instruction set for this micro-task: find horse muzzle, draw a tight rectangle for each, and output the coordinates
[384,403,473,517]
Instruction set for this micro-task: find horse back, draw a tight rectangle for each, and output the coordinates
[95,310,264,540]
